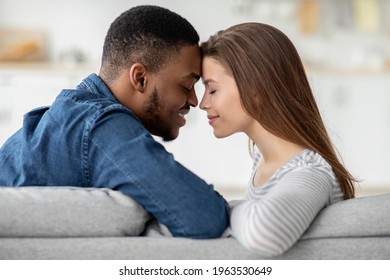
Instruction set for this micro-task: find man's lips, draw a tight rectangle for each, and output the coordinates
[178,110,189,126]
[178,109,190,118]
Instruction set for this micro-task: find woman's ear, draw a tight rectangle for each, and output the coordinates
[129,63,148,92]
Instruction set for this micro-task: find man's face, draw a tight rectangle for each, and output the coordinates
[143,45,201,141]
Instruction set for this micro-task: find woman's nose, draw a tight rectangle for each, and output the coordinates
[199,92,209,111]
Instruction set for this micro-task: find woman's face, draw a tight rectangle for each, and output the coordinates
[200,57,255,138]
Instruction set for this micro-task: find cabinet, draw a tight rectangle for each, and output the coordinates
[310,72,390,191]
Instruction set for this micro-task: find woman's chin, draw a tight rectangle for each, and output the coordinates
[213,130,233,139]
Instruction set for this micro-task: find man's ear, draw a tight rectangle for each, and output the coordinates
[129,63,148,92]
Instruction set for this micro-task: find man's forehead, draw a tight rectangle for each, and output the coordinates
[183,72,200,81]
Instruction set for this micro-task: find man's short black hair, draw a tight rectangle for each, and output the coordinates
[101,5,199,82]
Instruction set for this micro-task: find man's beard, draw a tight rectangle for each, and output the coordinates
[144,88,176,142]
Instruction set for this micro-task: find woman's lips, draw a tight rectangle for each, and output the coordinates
[207,115,218,125]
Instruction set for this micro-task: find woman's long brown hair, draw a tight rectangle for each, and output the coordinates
[201,23,356,199]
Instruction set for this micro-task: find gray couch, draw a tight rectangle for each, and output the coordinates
[1,186,389,259]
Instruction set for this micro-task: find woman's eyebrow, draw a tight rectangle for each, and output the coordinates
[202,78,217,85]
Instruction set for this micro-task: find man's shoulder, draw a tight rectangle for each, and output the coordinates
[54,89,133,117]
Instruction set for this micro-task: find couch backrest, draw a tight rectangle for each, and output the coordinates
[302,193,390,239]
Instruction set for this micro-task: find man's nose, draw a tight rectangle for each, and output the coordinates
[188,89,199,107]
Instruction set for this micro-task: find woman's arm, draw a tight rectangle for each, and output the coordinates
[230,168,333,256]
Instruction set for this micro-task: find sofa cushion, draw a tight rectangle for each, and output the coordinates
[0,186,151,237]
[302,193,390,239]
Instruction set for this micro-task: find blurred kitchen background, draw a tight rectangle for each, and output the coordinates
[1,0,390,199]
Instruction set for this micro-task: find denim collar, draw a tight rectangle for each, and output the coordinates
[77,73,118,102]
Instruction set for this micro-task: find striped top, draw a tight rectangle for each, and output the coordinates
[229,149,343,257]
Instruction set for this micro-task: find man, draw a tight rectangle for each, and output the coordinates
[0,5,229,238]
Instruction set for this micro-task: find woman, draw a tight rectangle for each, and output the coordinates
[200,22,356,256]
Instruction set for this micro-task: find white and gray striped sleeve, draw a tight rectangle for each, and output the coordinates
[229,167,333,257]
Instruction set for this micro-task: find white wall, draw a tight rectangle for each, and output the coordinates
[0,0,263,192]
[1,0,390,195]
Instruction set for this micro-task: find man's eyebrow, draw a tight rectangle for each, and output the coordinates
[184,72,201,81]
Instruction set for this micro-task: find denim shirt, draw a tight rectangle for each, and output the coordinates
[0,73,229,238]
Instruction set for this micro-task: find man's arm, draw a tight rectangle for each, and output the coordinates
[87,110,229,238]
